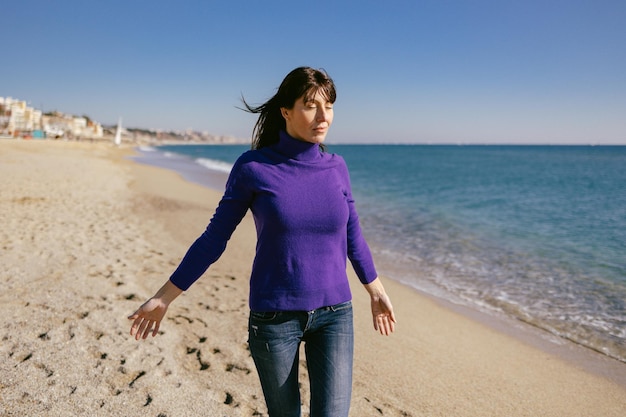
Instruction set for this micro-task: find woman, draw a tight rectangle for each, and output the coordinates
[128,66,396,417]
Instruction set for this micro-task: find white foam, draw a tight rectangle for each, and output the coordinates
[138,145,157,152]
[196,158,233,174]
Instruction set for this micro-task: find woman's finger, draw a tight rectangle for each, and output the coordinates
[142,321,154,339]
[130,316,142,337]
[137,319,150,340]
[377,314,394,335]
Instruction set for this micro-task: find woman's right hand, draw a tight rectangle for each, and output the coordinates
[128,280,183,340]
[128,297,169,340]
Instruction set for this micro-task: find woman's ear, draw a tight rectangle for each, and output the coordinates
[280,107,290,121]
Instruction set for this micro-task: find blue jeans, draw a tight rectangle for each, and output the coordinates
[248,301,354,417]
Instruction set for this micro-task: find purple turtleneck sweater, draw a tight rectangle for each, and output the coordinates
[169,131,378,311]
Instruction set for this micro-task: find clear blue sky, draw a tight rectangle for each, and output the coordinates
[3,0,625,144]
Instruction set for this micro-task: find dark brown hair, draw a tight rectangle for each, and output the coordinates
[241,67,336,150]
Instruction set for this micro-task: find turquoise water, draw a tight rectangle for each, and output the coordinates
[140,144,626,362]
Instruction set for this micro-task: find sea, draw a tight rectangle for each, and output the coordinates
[134,143,626,363]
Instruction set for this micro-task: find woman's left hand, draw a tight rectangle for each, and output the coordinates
[364,278,396,335]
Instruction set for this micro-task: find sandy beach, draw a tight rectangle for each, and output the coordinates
[1,139,625,417]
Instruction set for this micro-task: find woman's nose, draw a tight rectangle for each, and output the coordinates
[317,107,329,121]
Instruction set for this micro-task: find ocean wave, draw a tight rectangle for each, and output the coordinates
[137,145,157,152]
[196,158,233,174]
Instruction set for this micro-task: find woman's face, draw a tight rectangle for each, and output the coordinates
[281,90,334,144]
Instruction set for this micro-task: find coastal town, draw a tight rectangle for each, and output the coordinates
[0,96,245,145]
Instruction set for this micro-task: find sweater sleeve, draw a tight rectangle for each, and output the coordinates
[340,158,378,284]
[169,157,253,290]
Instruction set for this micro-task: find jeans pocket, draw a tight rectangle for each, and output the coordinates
[249,310,280,322]
[329,300,352,312]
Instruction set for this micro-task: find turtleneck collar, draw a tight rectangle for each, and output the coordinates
[273,130,322,161]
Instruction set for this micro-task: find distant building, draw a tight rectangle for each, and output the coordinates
[0,97,42,136]
[0,96,103,139]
